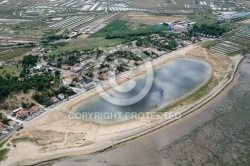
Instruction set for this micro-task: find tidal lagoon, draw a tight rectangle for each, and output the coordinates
[72,58,212,124]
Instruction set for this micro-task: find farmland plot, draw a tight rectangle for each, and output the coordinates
[209,41,241,55]
[224,25,250,48]
[209,25,250,55]
[49,15,95,30]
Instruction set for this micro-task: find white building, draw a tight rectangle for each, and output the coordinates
[168,21,196,33]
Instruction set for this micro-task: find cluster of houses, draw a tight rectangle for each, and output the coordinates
[0,111,19,136]
[39,45,151,91]
[0,120,18,135]
[0,105,42,136]
[27,26,207,94]
[11,105,41,120]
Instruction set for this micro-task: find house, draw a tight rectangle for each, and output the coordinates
[83,79,94,90]
[69,31,82,38]
[8,120,17,126]
[29,105,40,113]
[0,122,8,132]
[71,66,83,73]
[51,97,59,103]
[16,109,29,118]
[11,107,23,116]
[61,65,70,70]
[62,74,78,85]
[99,67,108,74]
[58,93,65,100]
[0,122,7,128]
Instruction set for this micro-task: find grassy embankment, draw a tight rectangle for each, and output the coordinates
[159,76,218,113]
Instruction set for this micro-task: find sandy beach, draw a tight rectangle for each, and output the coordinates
[0,43,243,166]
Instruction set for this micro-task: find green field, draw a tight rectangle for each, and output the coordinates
[90,20,168,38]
[49,38,125,55]
[188,14,218,25]
[0,47,32,62]
[188,14,242,30]
[0,65,22,78]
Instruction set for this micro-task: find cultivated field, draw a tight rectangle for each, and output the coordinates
[128,0,186,9]
[49,15,95,30]
[198,24,250,56]
[209,41,242,55]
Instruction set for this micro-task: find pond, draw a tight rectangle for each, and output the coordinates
[72,58,212,124]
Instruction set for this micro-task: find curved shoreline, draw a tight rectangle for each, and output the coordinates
[62,54,215,116]
[19,54,243,166]
[71,58,213,125]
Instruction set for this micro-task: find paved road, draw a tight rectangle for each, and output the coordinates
[0,125,22,143]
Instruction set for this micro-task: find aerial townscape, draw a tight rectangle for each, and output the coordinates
[0,0,250,166]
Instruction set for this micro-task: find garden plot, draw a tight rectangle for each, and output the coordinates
[49,16,95,29]
[209,41,240,55]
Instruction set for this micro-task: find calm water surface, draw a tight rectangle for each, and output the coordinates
[72,58,211,124]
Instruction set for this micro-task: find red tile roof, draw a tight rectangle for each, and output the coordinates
[29,105,40,112]
[16,110,29,117]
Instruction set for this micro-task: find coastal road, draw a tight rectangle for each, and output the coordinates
[52,54,250,166]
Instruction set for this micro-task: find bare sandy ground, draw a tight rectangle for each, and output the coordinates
[121,13,185,24]
[0,42,243,166]
[240,19,250,24]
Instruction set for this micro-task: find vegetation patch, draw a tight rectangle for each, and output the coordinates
[0,148,9,162]
[188,14,218,25]
[0,47,32,61]
[49,38,125,56]
[0,65,22,78]
[11,137,34,144]
[90,20,168,38]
